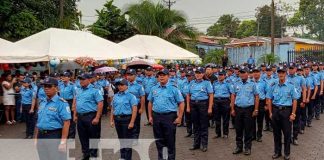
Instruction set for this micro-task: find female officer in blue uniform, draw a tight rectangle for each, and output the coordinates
[187,67,213,152]
[126,69,145,144]
[20,78,36,139]
[35,77,71,160]
[110,78,138,160]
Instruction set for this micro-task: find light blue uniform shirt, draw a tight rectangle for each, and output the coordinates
[311,71,321,86]
[305,74,318,90]
[20,86,35,105]
[59,82,75,100]
[266,81,299,106]
[135,75,145,84]
[147,84,184,113]
[36,87,46,101]
[143,76,158,94]
[264,76,278,87]
[247,57,255,64]
[75,84,104,114]
[168,76,178,87]
[37,95,71,130]
[188,80,213,100]
[254,79,268,100]
[233,80,258,107]
[177,77,188,96]
[213,80,233,98]
[128,81,145,103]
[287,74,306,99]
[112,91,137,115]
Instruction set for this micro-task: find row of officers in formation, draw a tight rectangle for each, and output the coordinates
[14,61,324,160]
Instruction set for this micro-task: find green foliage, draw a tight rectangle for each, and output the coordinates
[127,0,197,48]
[203,49,225,65]
[236,20,257,38]
[257,53,280,65]
[3,10,44,39]
[289,0,324,41]
[256,5,286,37]
[0,0,79,40]
[207,14,240,37]
[90,0,135,42]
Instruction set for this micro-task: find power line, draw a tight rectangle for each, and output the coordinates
[163,0,176,10]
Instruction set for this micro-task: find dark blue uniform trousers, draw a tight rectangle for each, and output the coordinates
[191,100,209,148]
[115,115,133,160]
[271,106,292,156]
[314,86,321,119]
[293,98,302,140]
[153,112,177,160]
[66,99,76,139]
[306,90,315,125]
[234,106,253,150]
[77,112,101,157]
[132,103,141,139]
[37,129,66,160]
[213,98,230,136]
[252,100,266,139]
[22,104,35,137]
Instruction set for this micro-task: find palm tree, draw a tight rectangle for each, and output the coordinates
[257,53,280,65]
[127,0,197,48]
[203,49,225,65]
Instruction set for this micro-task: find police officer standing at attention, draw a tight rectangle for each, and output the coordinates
[35,77,71,160]
[126,69,145,145]
[187,67,214,152]
[59,71,76,139]
[304,64,319,127]
[267,66,298,160]
[147,69,184,160]
[231,66,259,155]
[212,69,233,139]
[143,67,157,126]
[73,73,103,160]
[110,79,138,160]
[183,71,194,137]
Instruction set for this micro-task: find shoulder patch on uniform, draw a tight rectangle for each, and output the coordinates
[59,98,67,102]
[66,106,71,113]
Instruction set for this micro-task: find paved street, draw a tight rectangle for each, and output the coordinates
[1,113,324,160]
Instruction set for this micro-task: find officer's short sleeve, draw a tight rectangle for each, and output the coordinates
[253,83,259,95]
[174,88,184,103]
[59,102,72,121]
[147,90,153,102]
[291,85,299,100]
[139,86,145,97]
[93,89,104,103]
[266,85,273,99]
[227,83,234,94]
[301,77,306,88]
[130,94,138,107]
[206,81,213,94]
[314,76,320,86]
[183,84,189,95]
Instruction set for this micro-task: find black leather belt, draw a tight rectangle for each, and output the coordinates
[273,105,291,110]
[153,111,177,115]
[114,115,132,118]
[38,129,62,134]
[214,97,229,100]
[190,99,208,103]
[77,112,96,117]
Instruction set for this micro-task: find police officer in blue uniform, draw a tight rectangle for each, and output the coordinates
[20,78,36,139]
[212,69,233,139]
[311,63,322,119]
[263,66,277,131]
[143,67,158,125]
[73,73,104,160]
[35,77,71,160]
[187,67,214,152]
[267,66,298,160]
[110,79,138,160]
[183,71,194,137]
[147,69,185,160]
[251,67,267,142]
[287,63,307,145]
[169,68,178,86]
[231,66,259,155]
[97,72,111,116]
[59,71,76,139]
[177,68,188,127]
[304,64,319,127]
[135,69,144,84]
[126,69,145,144]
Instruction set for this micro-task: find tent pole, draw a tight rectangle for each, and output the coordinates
[48,61,51,74]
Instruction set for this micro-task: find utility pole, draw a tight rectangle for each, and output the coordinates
[59,0,64,28]
[271,0,275,55]
[163,0,176,10]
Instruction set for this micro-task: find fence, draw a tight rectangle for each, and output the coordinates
[287,47,324,63]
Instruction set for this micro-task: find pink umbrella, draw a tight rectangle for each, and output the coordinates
[94,67,118,73]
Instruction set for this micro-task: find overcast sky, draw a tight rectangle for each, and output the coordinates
[77,0,299,32]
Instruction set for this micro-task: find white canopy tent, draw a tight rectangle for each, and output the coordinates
[15,28,143,61]
[0,38,47,63]
[119,35,200,60]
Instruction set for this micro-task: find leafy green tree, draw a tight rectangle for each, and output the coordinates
[236,20,257,38]
[256,5,287,37]
[207,14,240,37]
[203,49,225,65]
[127,0,197,48]
[90,0,135,42]
[257,53,280,65]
